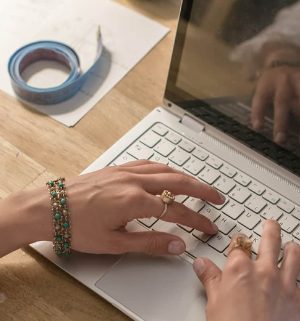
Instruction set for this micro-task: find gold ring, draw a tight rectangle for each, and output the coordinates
[158,203,168,219]
[228,235,253,258]
[160,190,175,205]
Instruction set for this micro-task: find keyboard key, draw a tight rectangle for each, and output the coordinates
[222,201,244,219]
[138,217,158,228]
[208,196,228,210]
[292,207,300,220]
[114,153,136,165]
[229,186,251,204]
[214,176,236,194]
[152,124,168,136]
[215,215,236,234]
[245,196,267,213]
[186,242,227,269]
[260,205,283,221]
[248,181,265,195]
[150,153,169,165]
[168,148,190,166]
[251,235,261,254]
[178,139,195,152]
[208,233,231,253]
[281,230,294,248]
[175,195,188,203]
[238,211,261,229]
[263,190,280,204]
[200,205,221,222]
[253,222,263,236]
[206,156,223,169]
[165,131,181,144]
[154,139,175,157]
[277,199,295,213]
[127,142,153,160]
[228,224,252,238]
[234,173,251,186]
[278,214,299,233]
[192,147,209,161]
[183,197,205,212]
[140,131,161,148]
[192,230,211,242]
[198,166,220,184]
[183,157,205,175]
[293,226,300,240]
[178,224,193,233]
[220,164,237,178]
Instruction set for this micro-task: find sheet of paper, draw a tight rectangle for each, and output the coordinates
[0,0,169,126]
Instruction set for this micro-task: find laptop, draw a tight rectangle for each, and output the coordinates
[32,1,300,320]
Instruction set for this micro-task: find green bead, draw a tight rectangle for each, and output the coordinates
[60,198,66,205]
[63,222,70,229]
[48,180,54,187]
[54,212,61,220]
[58,181,64,188]
[55,235,62,242]
[64,242,70,249]
[51,191,57,198]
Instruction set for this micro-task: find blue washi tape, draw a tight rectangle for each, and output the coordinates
[8,28,103,105]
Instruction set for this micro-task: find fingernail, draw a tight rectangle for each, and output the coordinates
[218,191,226,203]
[168,240,185,255]
[274,132,287,144]
[193,258,206,275]
[253,120,263,130]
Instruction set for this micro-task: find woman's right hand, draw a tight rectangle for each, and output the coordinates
[193,220,300,321]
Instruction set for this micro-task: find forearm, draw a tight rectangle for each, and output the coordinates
[0,187,52,258]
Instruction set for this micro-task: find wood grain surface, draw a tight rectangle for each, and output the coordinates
[0,1,180,320]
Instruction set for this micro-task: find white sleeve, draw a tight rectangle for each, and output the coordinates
[230,2,300,76]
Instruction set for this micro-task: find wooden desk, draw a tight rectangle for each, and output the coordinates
[0,1,180,320]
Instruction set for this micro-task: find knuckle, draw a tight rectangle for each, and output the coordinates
[145,235,161,255]
[226,255,251,274]
[257,265,278,283]
[176,174,191,186]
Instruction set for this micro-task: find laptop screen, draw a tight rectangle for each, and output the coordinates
[165,0,300,177]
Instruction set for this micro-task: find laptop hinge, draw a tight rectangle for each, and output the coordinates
[181,114,205,133]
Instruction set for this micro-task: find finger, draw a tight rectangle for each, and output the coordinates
[119,162,194,177]
[273,86,290,144]
[115,230,186,255]
[193,257,221,300]
[139,173,225,204]
[257,220,281,265]
[118,159,156,167]
[149,194,218,234]
[251,79,273,130]
[280,241,300,286]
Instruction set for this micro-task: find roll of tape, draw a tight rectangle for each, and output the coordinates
[8,28,103,105]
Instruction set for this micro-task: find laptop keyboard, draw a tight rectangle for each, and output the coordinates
[111,123,300,280]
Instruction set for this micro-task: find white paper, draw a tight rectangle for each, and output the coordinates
[0,0,169,126]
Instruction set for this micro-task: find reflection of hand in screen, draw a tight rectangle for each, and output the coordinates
[251,65,300,145]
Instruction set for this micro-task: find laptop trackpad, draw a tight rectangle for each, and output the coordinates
[95,254,206,321]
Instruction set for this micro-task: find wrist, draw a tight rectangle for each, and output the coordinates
[260,42,300,68]
[0,187,52,257]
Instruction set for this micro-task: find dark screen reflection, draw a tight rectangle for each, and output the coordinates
[175,0,300,159]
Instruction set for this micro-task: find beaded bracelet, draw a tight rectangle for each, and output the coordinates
[46,178,71,256]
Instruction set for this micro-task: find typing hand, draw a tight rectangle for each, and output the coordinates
[63,160,224,256]
[251,66,300,144]
[193,220,300,321]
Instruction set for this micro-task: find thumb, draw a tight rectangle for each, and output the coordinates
[193,257,221,299]
[118,231,186,256]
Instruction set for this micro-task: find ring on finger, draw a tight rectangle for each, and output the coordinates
[228,235,253,258]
